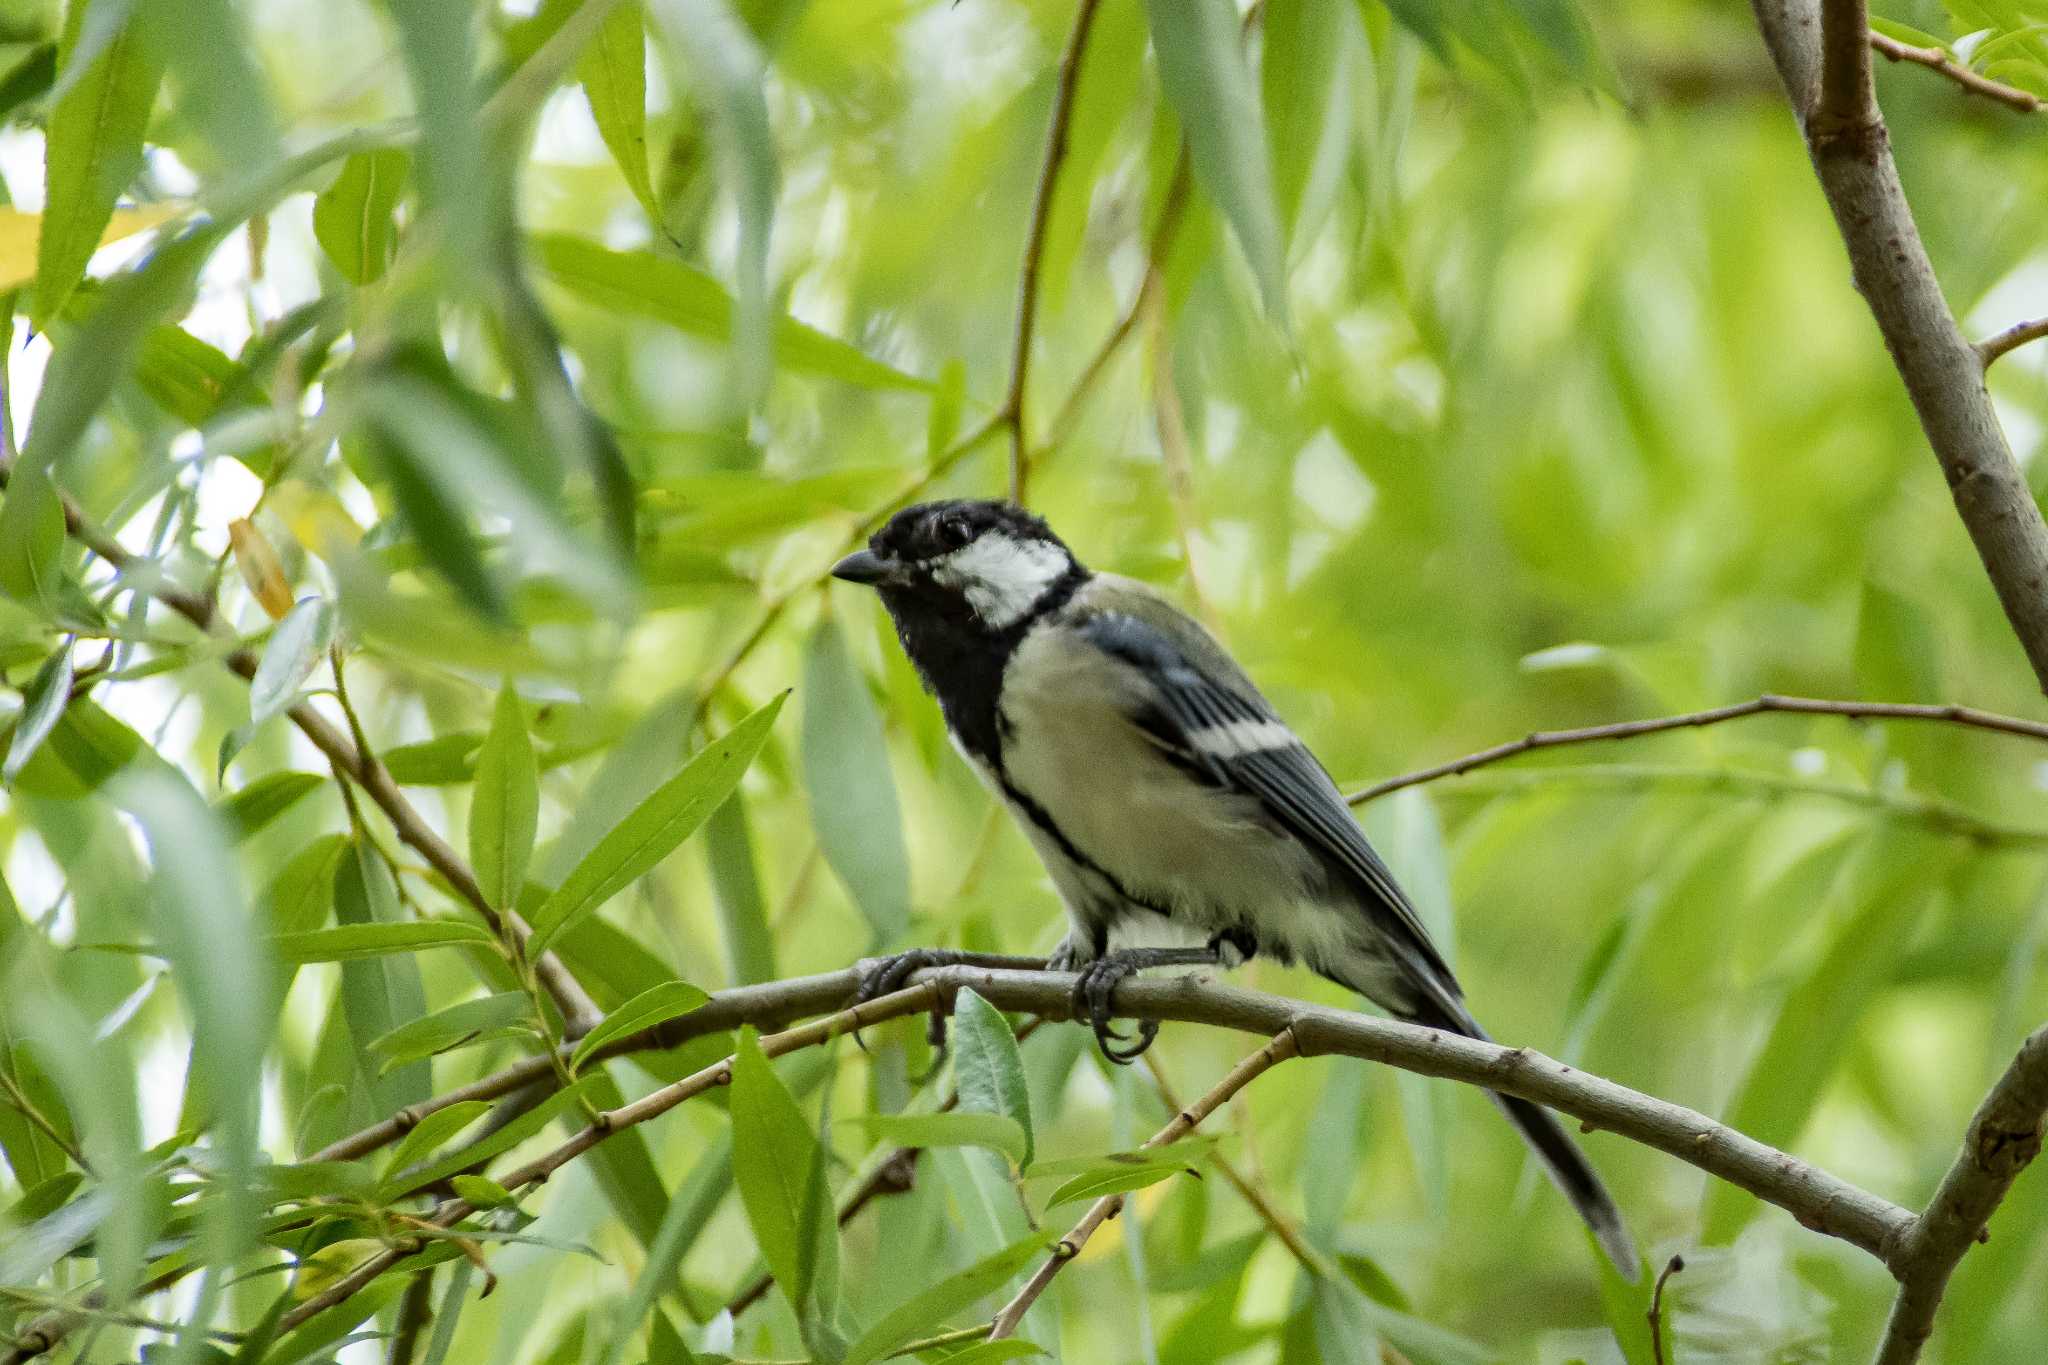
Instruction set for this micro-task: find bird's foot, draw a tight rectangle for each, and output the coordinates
[854,947,977,1004]
[1067,946,1222,1063]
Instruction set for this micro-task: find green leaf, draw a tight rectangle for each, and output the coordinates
[532,233,932,390]
[643,0,776,404]
[1142,0,1287,321]
[579,1,659,222]
[0,456,66,614]
[117,771,273,1264]
[451,1173,518,1208]
[260,832,347,935]
[599,1132,735,1365]
[801,618,910,945]
[367,992,531,1072]
[133,0,280,173]
[1045,1160,1200,1210]
[383,1077,601,1200]
[728,1028,837,1328]
[312,147,410,284]
[4,638,73,783]
[915,1344,1046,1365]
[248,1159,376,1204]
[569,980,711,1074]
[269,920,496,963]
[382,0,484,268]
[526,692,785,956]
[841,1231,1051,1365]
[952,989,1033,1170]
[472,681,540,911]
[1590,1234,1656,1365]
[379,1099,493,1183]
[1701,837,1943,1241]
[35,0,165,324]
[705,791,777,984]
[382,732,485,785]
[248,596,335,732]
[215,771,324,843]
[844,1112,1030,1169]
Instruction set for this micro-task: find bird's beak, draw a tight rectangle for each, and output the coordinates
[830,548,896,586]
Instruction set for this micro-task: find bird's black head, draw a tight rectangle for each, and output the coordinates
[831,500,1089,759]
[831,499,1086,633]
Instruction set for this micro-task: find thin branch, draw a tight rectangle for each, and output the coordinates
[386,1268,436,1365]
[1005,0,1107,505]
[1649,1254,1685,1365]
[1345,693,2048,804]
[988,1028,1304,1339]
[1751,0,2048,697]
[1387,761,2048,848]
[1978,316,2048,369]
[1875,1026,2048,1363]
[1869,31,2043,113]
[1816,0,1879,136]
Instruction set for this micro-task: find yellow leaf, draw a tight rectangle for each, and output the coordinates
[0,204,181,292]
[229,517,295,621]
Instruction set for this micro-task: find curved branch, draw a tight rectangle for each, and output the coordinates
[1868,31,2044,114]
[1875,1026,2048,1363]
[1979,316,2048,369]
[1345,693,2048,805]
[1751,0,2048,696]
[1005,0,1108,504]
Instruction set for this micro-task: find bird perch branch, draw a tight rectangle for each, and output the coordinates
[1868,31,2044,114]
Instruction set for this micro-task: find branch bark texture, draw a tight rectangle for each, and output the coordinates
[1752,0,2048,697]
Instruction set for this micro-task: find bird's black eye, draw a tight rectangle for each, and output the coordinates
[939,517,972,549]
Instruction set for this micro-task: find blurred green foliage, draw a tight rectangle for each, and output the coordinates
[2,0,2048,1361]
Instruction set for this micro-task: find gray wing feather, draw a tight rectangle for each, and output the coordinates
[1068,584,1456,993]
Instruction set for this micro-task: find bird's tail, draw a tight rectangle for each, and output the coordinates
[1406,996,1640,1280]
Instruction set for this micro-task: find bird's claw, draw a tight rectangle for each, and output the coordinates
[1071,957,1160,1064]
[855,947,969,1005]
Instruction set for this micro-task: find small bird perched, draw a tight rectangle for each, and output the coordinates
[832,498,1636,1275]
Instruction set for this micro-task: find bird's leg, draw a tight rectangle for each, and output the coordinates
[1070,945,1226,1063]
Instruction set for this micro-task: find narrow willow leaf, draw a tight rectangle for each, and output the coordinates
[532,233,931,390]
[118,771,273,1264]
[215,770,323,843]
[1142,0,1287,321]
[842,1231,1051,1365]
[134,0,280,173]
[4,639,73,782]
[1591,1233,1656,1365]
[35,0,164,323]
[269,920,496,963]
[728,1028,837,1324]
[381,0,483,266]
[952,988,1033,1169]
[569,980,711,1073]
[311,147,410,284]
[471,681,540,911]
[1701,838,1942,1241]
[379,1100,493,1183]
[918,1344,1046,1365]
[599,1132,735,1365]
[451,1173,517,1208]
[801,619,910,945]
[1045,1161,1203,1210]
[367,992,531,1072]
[643,0,776,404]
[526,692,785,956]
[228,518,295,620]
[705,792,777,984]
[579,1,659,221]
[0,456,66,613]
[845,1112,1029,1169]
[383,1077,600,1200]
[248,597,334,732]
[420,1259,476,1365]
[260,832,347,934]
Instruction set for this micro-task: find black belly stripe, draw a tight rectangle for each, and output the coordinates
[993,773,1174,921]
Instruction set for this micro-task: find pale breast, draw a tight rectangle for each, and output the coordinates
[996,624,1317,924]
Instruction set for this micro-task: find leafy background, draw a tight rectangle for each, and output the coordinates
[2,0,2048,1361]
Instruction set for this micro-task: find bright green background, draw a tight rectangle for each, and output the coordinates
[3,0,2048,1361]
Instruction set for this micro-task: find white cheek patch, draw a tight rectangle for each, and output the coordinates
[934,532,1071,628]
[1187,718,1298,759]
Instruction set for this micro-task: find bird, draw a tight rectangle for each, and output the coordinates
[830,497,1637,1276]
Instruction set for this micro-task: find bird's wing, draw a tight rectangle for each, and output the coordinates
[1068,583,1456,994]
